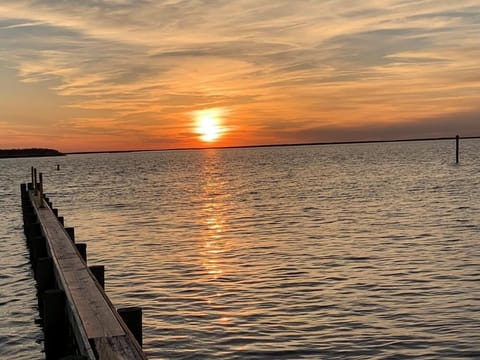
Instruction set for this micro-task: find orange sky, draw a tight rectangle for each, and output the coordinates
[1,1,479,152]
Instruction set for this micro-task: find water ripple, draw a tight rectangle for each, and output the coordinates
[2,141,480,359]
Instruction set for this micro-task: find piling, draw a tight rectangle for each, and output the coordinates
[33,168,38,195]
[39,173,44,208]
[118,307,143,348]
[43,289,67,359]
[21,167,146,359]
[26,222,42,245]
[20,183,27,199]
[456,135,460,164]
[30,235,47,264]
[44,196,52,208]
[30,167,34,189]
[89,265,105,289]
[36,257,54,294]
[65,227,75,242]
[76,243,87,262]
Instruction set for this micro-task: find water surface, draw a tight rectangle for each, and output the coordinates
[1,140,479,359]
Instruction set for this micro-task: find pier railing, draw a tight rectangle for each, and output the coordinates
[21,167,146,359]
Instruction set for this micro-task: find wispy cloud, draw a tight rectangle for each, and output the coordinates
[0,0,479,150]
[0,21,47,30]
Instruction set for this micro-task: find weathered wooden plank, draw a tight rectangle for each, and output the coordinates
[29,191,146,359]
[36,207,125,338]
[94,336,145,360]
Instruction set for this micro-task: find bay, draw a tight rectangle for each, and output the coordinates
[1,140,479,359]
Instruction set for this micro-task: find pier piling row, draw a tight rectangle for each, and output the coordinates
[21,169,146,360]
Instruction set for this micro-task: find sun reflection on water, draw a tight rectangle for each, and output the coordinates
[194,150,243,326]
[199,210,227,279]
[197,151,232,281]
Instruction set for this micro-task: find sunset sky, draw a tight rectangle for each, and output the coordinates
[1,0,479,152]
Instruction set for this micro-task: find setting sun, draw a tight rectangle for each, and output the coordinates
[194,108,226,142]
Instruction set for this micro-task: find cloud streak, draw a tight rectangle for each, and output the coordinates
[0,0,479,150]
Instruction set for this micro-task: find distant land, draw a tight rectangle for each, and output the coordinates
[0,148,65,159]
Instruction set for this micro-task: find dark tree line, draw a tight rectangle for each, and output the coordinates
[0,148,64,158]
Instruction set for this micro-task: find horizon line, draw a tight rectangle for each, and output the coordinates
[65,135,480,155]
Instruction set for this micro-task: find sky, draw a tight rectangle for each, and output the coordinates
[1,0,479,152]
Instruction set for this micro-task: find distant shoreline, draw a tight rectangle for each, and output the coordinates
[0,148,65,159]
[1,136,478,158]
[65,135,480,156]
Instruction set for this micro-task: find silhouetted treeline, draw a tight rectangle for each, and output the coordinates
[0,148,64,158]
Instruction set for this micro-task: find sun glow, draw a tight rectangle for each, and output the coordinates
[194,108,226,142]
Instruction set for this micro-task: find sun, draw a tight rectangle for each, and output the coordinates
[194,109,226,142]
[198,116,220,142]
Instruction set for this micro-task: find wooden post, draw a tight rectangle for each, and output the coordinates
[456,135,460,164]
[20,183,27,201]
[33,168,38,195]
[21,183,32,210]
[43,289,67,359]
[31,167,35,190]
[39,173,44,208]
[76,243,87,262]
[22,207,35,221]
[89,265,105,289]
[31,235,48,264]
[22,212,37,236]
[36,257,54,293]
[65,227,75,242]
[26,222,42,244]
[118,307,143,347]
[44,196,52,208]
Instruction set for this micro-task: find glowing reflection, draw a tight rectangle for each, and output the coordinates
[200,211,227,279]
[197,150,231,280]
[193,150,246,327]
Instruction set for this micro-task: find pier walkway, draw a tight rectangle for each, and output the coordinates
[21,168,146,359]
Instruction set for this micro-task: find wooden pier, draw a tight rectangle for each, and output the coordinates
[21,168,147,359]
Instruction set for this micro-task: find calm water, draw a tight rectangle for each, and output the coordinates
[1,141,479,359]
